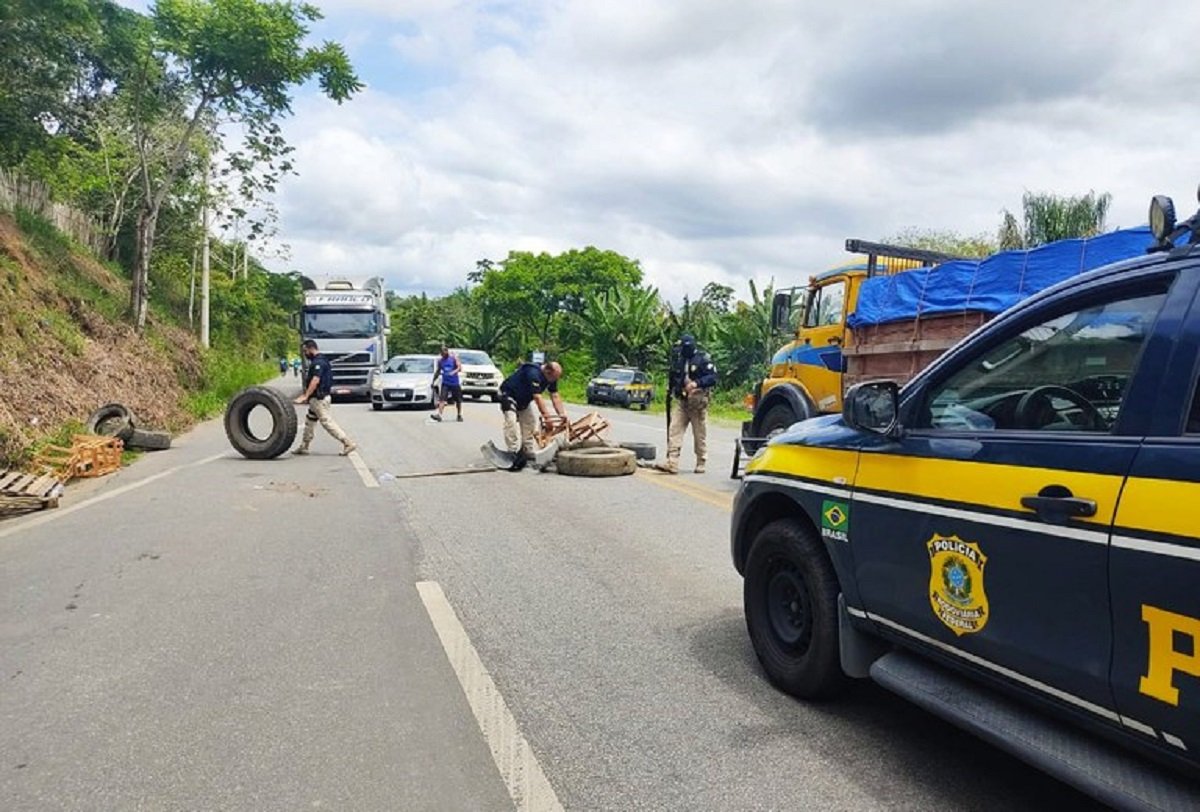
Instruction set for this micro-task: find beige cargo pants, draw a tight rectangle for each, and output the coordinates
[665,390,708,472]
[502,402,539,457]
[300,396,350,450]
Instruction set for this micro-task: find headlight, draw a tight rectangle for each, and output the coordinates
[371,378,384,391]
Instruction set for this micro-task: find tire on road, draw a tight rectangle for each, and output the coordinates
[125,428,172,451]
[224,386,297,460]
[86,402,135,441]
[619,441,656,461]
[743,518,846,699]
[555,446,636,477]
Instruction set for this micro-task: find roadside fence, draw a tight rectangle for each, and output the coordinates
[0,168,106,256]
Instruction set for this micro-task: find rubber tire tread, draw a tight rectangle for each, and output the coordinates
[758,403,800,438]
[555,446,636,477]
[125,428,172,451]
[86,403,135,441]
[618,441,657,461]
[743,518,846,699]
[224,386,297,460]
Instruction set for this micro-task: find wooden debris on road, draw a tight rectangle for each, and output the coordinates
[33,434,123,483]
[0,469,64,515]
[535,412,611,449]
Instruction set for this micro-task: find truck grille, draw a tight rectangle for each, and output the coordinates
[332,352,373,365]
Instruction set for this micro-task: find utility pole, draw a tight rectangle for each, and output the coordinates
[242,241,249,280]
[188,244,197,329]
[200,165,211,349]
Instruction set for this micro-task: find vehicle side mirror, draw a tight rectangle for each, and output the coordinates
[288,312,300,330]
[844,380,900,437]
[771,292,792,332]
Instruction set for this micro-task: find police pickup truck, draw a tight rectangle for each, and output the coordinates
[732,191,1200,809]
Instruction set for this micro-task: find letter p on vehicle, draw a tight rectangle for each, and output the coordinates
[1140,604,1200,706]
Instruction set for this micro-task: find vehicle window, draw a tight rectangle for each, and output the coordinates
[634,373,647,384]
[386,357,434,373]
[920,290,1166,433]
[804,281,846,329]
[454,350,493,366]
[599,368,635,382]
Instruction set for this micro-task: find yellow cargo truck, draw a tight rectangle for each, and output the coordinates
[745,240,964,439]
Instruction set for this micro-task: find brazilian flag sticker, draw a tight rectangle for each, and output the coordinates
[821,500,849,542]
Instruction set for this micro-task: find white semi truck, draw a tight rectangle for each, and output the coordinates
[292,276,390,398]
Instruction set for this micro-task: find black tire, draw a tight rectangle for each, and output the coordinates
[619,441,657,461]
[490,393,500,403]
[757,403,800,439]
[744,519,845,699]
[641,394,652,410]
[555,446,637,477]
[224,386,297,460]
[86,403,135,441]
[372,403,383,411]
[125,428,171,451]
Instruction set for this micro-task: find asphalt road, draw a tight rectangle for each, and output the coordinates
[1,379,1101,810]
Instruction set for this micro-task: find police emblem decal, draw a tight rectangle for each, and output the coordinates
[820,500,849,542]
[927,534,989,636]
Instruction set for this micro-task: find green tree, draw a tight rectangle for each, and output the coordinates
[711,280,774,388]
[886,227,996,258]
[575,285,665,371]
[123,0,361,331]
[999,190,1113,249]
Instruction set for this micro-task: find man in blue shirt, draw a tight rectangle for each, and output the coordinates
[431,345,463,422]
[498,360,567,467]
[293,340,357,456]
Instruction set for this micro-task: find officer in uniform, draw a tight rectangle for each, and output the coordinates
[659,334,717,474]
[293,339,357,456]
[498,360,567,470]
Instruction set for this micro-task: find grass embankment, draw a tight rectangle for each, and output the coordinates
[0,208,274,468]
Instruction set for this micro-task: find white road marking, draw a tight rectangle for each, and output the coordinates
[416,581,564,812]
[348,451,378,488]
[0,453,226,541]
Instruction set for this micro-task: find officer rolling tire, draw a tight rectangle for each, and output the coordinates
[125,428,172,451]
[744,518,845,699]
[618,441,656,461]
[555,446,636,477]
[224,386,297,460]
[86,402,136,441]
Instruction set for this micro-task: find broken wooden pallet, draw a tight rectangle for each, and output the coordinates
[33,433,123,482]
[0,470,63,515]
[535,412,610,449]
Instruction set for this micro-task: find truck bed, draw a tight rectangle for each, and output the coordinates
[843,311,990,389]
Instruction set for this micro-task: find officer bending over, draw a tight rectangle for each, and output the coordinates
[499,361,567,470]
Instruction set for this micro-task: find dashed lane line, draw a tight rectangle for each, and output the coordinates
[0,453,226,541]
[416,581,564,812]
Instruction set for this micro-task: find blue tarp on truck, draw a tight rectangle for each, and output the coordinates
[848,227,1157,328]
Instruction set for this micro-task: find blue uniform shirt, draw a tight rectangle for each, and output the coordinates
[306,354,334,398]
[500,363,557,410]
[438,355,460,387]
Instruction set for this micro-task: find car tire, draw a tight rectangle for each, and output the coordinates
[125,428,171,451]
[641,394,651,410]
[744,519,845,699]
[758,403,800,439]
[372,403,383,411]
[619,441,656,461]
[86,403,136,441]
[224,386,298,460]
[555,446,637,477]
[490,394,500,403]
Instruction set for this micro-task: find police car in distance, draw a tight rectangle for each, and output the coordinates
[732,190,1200,808]
[585,366,654,409]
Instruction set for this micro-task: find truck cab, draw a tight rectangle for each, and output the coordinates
[292,277,390,398]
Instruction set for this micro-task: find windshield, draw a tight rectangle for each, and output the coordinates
[454,350,493,366]
[597,368,635,382]
[303,310,379,338]
[384,357,435,374]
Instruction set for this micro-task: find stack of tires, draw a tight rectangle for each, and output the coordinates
[85,403,171,450]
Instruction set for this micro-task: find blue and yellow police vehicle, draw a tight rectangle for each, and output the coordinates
[732,191,1200,808]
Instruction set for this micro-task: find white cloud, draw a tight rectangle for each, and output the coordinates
[262,0,1200,303]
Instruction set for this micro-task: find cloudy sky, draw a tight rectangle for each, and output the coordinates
[123,1,1200,301]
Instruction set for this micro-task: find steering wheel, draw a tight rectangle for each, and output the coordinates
[1014,385,1106,431]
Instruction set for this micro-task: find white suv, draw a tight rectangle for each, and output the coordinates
[451,349,503,401]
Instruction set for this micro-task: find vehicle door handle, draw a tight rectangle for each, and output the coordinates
[1020,485,1097,524]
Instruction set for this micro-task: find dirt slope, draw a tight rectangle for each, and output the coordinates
[0,212,202,464]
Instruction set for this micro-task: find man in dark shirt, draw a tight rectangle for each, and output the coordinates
[498,361,567,462]
[293,339,357,456]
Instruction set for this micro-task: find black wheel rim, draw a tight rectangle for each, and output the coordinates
[766,559,812,651]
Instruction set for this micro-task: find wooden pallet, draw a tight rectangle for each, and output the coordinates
[0,469,63,515]
[535,412,611,448]
[33,434,123,482]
